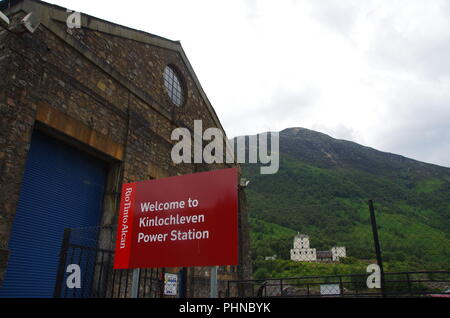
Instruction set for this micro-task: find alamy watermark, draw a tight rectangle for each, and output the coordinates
[66,264,81,289]
[64,263,381,291]
[64,9,277,174]
[366,264,381,289]
[63,10,277,174]
[171,120,279,175]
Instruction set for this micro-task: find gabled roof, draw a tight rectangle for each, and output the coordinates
[1,0,228,138]
[316,251,333,258]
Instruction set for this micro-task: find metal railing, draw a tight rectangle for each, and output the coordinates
[226,271,450,298]
[53,225,236,298]
[53,226,165,298]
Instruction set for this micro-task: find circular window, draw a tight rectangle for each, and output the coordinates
[163,65,185,107]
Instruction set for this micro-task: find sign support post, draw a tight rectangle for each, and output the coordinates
[210,266,218,298]
[131,268,140,298]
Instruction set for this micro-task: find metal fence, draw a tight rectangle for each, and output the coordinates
[248,198,450,297]
[53,225,237,298]
[226,271,450,298]
[53,197,450,298]
[53,225,165,298]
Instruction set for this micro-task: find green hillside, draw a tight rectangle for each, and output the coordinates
[239,128,450,276]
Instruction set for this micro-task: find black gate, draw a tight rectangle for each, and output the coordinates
[53,225,164,298]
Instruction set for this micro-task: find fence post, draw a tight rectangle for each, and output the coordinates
[368,200,387,298]
[406,273,412,295]
[280,279,284,296]
[339,276,344,297]
[53,228,72,298]
[160,268,165,298]
[179,267,187,298]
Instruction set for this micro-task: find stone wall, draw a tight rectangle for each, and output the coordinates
[0,1,251,295]
[0,14,41,286]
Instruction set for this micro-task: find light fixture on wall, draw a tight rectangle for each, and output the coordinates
[0,10,9,28]
[239,178,250,188]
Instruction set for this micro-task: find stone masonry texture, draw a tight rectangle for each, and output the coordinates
[0,0,251,296]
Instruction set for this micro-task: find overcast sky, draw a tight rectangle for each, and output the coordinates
[44,0,450,167]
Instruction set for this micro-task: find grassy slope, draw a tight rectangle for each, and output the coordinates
[245,153,450,277]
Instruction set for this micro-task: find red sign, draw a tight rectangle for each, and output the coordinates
[113,168,238,269]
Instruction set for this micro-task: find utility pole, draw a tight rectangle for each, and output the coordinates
[368,199,387,297]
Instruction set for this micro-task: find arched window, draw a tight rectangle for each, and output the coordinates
[163,65,185,107]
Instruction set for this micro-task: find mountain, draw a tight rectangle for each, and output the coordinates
[277,127,449,177]
[237,127,450,274]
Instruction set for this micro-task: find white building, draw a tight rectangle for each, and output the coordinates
[290,233,346,263]
[290,234,317,262]
[331,246,346,262]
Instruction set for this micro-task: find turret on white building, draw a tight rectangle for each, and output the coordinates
[290,234,317,262]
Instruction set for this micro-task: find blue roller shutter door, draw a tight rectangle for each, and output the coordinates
[0,130,107,298]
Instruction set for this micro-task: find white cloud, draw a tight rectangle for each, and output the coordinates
[44,0,450,167]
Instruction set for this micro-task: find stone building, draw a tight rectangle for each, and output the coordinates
[331,246,346,262]
[0,0,250,297]
[290,234,346,263]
